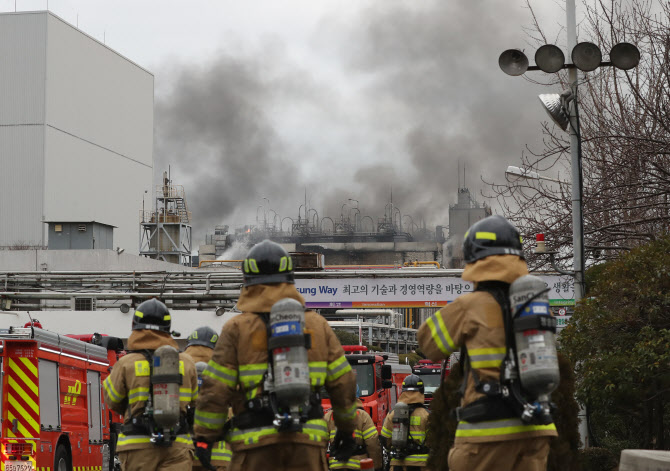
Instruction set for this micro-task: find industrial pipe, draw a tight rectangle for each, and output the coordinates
[198,260,243,268]
[402,261,441,268]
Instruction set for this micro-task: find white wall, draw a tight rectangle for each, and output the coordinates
[0,13,47,246]
[0,127,46,246]
[43,13,154,254]
[0,12,154,253]
[45,14,153,167]
[43,127,152,253]
[0,13,46,125]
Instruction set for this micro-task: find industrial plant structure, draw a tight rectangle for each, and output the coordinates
[445,187,492,267]
[0,11,153,254]
[201,200,446,267]
[139,171,193,266]
[200,187,490,269]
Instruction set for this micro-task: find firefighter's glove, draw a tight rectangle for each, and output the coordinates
[194,440,216,471]
[332,430,357,463]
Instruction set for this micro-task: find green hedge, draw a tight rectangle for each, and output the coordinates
[578,447,618,471]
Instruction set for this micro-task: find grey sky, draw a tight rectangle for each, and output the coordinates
[3,0,568,243]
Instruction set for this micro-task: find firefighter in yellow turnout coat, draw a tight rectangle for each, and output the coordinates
[381,375,430,470]
[193,240,358,471]
[185,326,231,470]
[103,299,199,471]
[418,215,557,471]
[325,386,383,470]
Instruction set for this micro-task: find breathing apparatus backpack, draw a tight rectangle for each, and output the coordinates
[389,402,428,459]
[124,345,184,446]
[454,274,560,425]
[229,298,320,435]
[265,297,312,430]
[391,402,410,449]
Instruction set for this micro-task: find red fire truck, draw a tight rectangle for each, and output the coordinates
[412,358,449,407]
[322,346,411,433]
[0,324,123,471]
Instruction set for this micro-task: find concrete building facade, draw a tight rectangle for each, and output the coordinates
[0,12,153,253]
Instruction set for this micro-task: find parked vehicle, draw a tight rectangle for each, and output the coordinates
[322,346,411,433]
[412,359,447,407]
[0,323,123,471]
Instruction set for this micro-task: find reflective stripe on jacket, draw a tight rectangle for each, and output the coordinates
[325,404,383,470]
[184,346,231,466]
[193,283,357,453]
[211,439,232,465]
[417,254,558,444]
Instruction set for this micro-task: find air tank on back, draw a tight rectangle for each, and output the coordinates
[151,345,182,428]
[508,274,560,401]
[269,298,311,418]
[391,401,410,448]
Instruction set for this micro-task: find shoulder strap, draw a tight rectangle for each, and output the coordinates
[135,350,154,371]
[475,280,515,358]
[475,281,511,318]
[456,282,513,398]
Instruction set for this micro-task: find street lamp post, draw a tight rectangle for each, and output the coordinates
[499,5,640,448]
[499,28,639,302]
[565,0,585,304]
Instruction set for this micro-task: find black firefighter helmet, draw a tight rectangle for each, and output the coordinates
[186,326,219,349]
[463,215,524,264]
[131,298,171,333]
[402,374,425,394]
[243,240,294,287]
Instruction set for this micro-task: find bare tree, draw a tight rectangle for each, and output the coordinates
[485,0,670,271]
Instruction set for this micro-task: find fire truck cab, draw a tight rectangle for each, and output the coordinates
[0,324,122,471]
[323,346,411,433]
[412,358,448,408]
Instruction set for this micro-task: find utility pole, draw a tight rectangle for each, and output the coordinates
[566,0,589,448]
[567,0,585,304]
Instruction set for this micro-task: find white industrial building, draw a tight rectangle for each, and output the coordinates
[0,11,153,254]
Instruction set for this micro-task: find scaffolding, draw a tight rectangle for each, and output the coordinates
[139,171,192,266]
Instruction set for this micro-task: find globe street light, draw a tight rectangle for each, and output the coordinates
[499,42,640,305]
[496,0,644,449]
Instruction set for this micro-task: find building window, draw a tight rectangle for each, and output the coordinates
[78,225,87,232]
[74,297,95,311]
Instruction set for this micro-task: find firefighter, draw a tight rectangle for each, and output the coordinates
[192,240,358,471]
[325,385,383,470]
[102,298,199,471]
[184,327,231,470]
[417,215,557,471]
[184,326,219,363]
[380,375,430,470]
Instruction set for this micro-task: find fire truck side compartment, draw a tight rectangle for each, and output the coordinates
[38,360,60,429]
